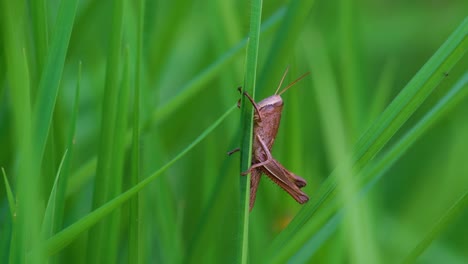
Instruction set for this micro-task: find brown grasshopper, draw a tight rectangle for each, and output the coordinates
[231,67,310,211]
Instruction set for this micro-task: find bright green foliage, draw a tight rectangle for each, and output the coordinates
[0,0,467,263]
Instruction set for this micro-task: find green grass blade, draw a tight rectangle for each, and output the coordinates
[37,105,237,257]
[33,0,78,164]
[41,149,69,239]
[2,168,15,219]
[401,191,468,264]
[1,1,34,260]
[52,62,81,237]
[265,17,468,263]
[360,72,468,191]
[352,18,467,168]
[105,46,132,264]
[87,0,125,261]
[368,59,396,122]
[339,0,363,135]
[31,0,49,72]
[238,0,263,263]
[66,158,96,197]
[30,0,48,74]
[128,0,145,262]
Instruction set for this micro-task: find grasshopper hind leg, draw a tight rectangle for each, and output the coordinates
[241,135,273,176]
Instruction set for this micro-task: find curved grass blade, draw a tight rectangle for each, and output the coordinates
[238,0,263,263]
[266,17,468,263]
[35,105,237,257]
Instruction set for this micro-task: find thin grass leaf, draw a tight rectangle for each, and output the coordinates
[87,0,125,261]
[128,0,145,262]
[238,0,263,263]
[359,72,468,191]
[265,17,468,263]
[66,8,287,197]
[401,191,468,264]
[36,105,237,257]
[1,1,35,260]
[105,46,132,264]
[66,158,96,197]
[369,59,396,122]
[2,168,15,219]
[30,0,48,75]
[338,0,363,135]
[32,0,78,165]
[41,149,69,239]
[4,0,78,259]
[52,61,81,237]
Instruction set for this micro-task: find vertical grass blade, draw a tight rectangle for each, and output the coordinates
[105,47,132,264]
[41,149,69,240]
[238,0,263,263]
[339,0,363,135]
[129,0,145,263]
[30,0,48,74]
[33,0,79,165]
[1,1,34,261]
[87,0,125,262]
[52,62,81,237]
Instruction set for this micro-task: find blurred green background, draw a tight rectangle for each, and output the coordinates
[1,0,467,263]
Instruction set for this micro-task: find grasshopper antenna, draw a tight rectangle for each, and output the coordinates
[278,71,310,96]
[274,66,290,95]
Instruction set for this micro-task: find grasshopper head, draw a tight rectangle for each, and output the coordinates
[258,95,283,109]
